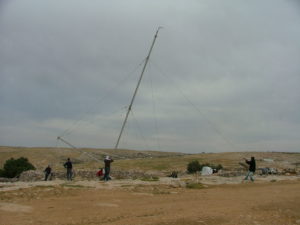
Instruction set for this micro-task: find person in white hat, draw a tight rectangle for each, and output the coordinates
[103,156,114,181]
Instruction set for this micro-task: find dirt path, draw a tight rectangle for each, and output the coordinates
[1,178,300,225]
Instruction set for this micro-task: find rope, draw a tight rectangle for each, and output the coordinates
[57,136,103,162]
[58,58,146,138]
[148,60,239,152]
[128,110,150,150]
[148,63,161,151]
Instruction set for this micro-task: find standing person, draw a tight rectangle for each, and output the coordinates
[244,156,256,182]
[64,158,73,181]
[103,156,114,181]
[44,165,52,181]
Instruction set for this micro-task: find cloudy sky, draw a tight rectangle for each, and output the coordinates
[0,0,300,153]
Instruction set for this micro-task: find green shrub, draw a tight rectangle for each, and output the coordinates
[0,169,4,177]
[215,164,223,171]
[186,183,205,189]
[187,160,201,173]
[0,157,35,178]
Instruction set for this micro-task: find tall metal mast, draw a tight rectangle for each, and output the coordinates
[114,27,162,149]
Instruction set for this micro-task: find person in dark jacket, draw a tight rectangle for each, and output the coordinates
[44,165,52,181]
[244,156,256,182]
[64,158,73,181]
[103,156,114,181]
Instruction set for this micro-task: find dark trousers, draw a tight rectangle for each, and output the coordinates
[104,167,111,181]
[67,168,73,180]
[44,173,50,181]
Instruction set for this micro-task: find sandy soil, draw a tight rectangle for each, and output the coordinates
[1,176,300,225]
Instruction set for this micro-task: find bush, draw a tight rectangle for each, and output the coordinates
[187,160,201,173]
[215,164,223,171]
[0,157,35,178]
[0,169,4,177]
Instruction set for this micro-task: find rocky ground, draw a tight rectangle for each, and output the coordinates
[1,147,300,224]
[1,174,300,225]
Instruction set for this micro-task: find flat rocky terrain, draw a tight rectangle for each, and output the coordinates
[0,146,299,225]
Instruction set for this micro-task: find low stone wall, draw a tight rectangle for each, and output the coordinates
[19,170,46,181]
[17,169,160,182]
[0,177,18,182]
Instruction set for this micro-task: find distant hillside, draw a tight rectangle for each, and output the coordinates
[0,146,186,171]
[0,146,299,173]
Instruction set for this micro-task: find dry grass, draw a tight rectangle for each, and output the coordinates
[0,146,299,174]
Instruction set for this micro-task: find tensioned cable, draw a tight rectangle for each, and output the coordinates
[148,63,161,151]
[128,110,151,150]
[58,58,147,138]
[118,63,160,151]
[65,106,128,138]
[148,60,239,152]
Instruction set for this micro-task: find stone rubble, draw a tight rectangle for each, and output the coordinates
[17,169,161,182]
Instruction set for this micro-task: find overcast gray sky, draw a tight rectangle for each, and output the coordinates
[0,0,300,153]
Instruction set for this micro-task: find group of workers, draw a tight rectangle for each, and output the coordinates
[44,155,256,182]
[44,155,114,181]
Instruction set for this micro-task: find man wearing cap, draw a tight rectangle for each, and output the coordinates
[103,156,114,181]
[64,158,73,181]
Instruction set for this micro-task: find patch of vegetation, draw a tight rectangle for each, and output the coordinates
[60,184,92,189]
[137,213,156,217]
[187,160,202,173]
[186,183,205,189]
[120,184,133,187]
[211,163,223,171]
[167,171,178,178]
[35,185,55,188]
[0,157,35,178]
[152,187,170,195]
